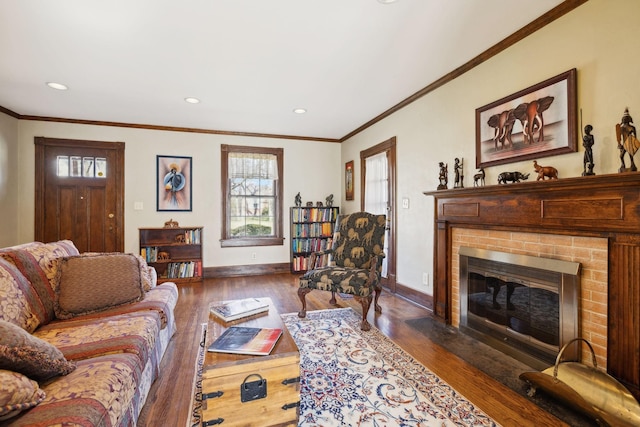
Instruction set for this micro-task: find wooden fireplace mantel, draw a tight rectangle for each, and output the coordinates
[424,172,640,399]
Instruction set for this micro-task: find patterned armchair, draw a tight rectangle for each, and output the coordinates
[298,211,386,330]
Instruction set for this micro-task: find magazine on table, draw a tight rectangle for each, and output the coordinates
[209,298,269,322]
[207,326,282,356]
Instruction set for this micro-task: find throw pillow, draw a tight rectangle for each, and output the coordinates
[54,253,145,319]
[0,320,76,381]
[0,240,80,326]
[135,254,157,291]
[1,251,56,325]
[0,258,41,333]
[0,369,46,421]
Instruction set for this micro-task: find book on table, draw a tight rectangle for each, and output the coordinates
[207,326,283,356]
[210,298,269,322]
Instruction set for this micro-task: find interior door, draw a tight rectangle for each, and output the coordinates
[35,137,125,253]
[361,137,396,291]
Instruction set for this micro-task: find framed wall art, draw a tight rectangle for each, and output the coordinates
[157,155,192,212]
[475,68,577,168]
[345,160,354,201]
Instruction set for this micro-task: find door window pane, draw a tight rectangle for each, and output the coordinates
[95,158,107,178]
[83,157,95,177]
[70,156,82,177]
[57,156,69,177]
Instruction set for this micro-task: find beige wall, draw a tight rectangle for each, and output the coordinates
[0,113,19,247]
[11,120,341,268]
[342,0,640,295]
[1,0,638,291]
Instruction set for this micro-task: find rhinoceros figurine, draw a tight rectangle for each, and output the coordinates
[498,171,530,184]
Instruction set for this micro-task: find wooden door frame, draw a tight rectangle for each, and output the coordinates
[360,136,396,292]
[34,137,125,250]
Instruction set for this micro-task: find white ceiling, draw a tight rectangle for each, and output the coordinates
[0,0,566,140]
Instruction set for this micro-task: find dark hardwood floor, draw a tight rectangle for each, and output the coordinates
[137,273,567,427]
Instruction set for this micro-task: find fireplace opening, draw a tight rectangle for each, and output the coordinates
[459,247,581,370]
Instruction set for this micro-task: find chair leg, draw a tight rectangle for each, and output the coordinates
[354,295,373,331]
[298,287,312,318]
[373,283,382,313]
[329,291,337,306]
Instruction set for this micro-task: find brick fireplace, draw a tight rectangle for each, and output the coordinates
[452,228,607,368]
[425,173,640,399]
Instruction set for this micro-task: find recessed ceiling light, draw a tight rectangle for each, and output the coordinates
[377,0,398,3]
[293,108,307,114]
[184,97,200,104]
[46,82,68,90]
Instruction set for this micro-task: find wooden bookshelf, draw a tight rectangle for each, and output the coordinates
[139,226,203,284]
[290,206,339,273]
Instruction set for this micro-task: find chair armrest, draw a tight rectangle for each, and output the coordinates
[309,248,334,269]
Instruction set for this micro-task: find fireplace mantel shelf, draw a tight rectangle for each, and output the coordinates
[424,172,640,236]
[424,171,640,399]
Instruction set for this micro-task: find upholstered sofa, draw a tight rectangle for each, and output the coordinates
[0,240,178,426]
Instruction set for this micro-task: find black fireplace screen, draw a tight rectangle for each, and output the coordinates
[460,247,580,368]
[468,270,559,347]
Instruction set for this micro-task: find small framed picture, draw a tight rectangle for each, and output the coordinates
[157,155,192,211]
[345,160,354,201]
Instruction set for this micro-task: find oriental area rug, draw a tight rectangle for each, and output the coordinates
[189,308,498,427]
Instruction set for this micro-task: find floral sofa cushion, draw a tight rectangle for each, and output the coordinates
[35,311,161,366]
[7,353,143,427]
[0,240,80,325]
[0,370,46,421]
[0,258,41,333]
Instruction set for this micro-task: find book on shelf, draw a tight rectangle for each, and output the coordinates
[210,298,270,322]
[207,326,282,356]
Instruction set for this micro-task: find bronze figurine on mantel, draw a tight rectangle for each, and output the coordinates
[437,162,448,190]
[473,168,485,187]
[533,160,558,180]
[497,171,529,184]
[582,124,596,176]
[453,158,464,188]
[615,107,640,172]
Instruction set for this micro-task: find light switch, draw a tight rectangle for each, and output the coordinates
[134,202,144,210]
[402,198,410,209]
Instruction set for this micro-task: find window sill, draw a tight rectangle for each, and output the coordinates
[220,237,285,248]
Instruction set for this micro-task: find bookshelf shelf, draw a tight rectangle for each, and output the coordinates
[139,226,203,284]
[290,206,339,273]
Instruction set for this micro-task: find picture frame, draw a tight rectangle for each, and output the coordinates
[345,160,354,201]
[157,155,192,211]
[475,68,577,168]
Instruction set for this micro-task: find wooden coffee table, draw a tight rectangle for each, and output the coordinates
[201,297,300,427]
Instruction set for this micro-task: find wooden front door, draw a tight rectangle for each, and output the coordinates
[35,137,125,253]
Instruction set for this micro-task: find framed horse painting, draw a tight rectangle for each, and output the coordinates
[475,68,577,168]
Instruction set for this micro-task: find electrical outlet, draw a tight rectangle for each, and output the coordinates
[422,272,428,284]
[402,198,410,209]
[251,252,257,260]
